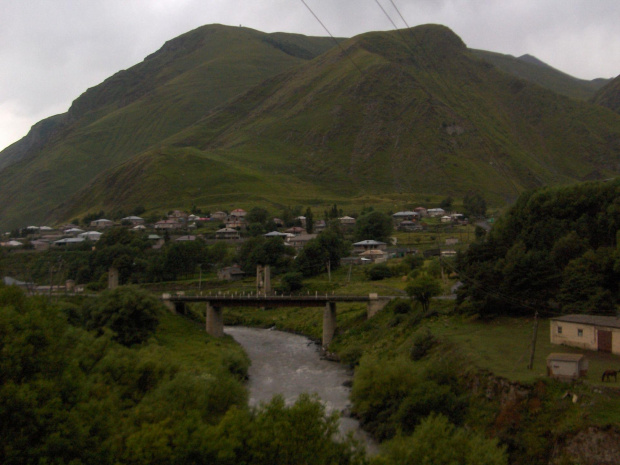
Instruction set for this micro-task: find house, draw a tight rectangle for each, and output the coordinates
[175,235,197,241]
[440,249,457,257]
[215,227,240,240]
[440,215,452,223]
[314,220,326,232]
[398,220,417,231]
[229,209,247,221]
[53,237,86,247]
[359,249,387,263]
[31,240,50,251]
[148,234,165,249]
[546,353,588,381]
[121,216,145,225]
[339,216,356,227]
[550,314,620,354]
[1,240,23,248]
[427,208,446,217]
[218,265,246,281]
[90,218,114,228]
[211,211,228,222]
[64,228,84,236]
[295,216,307,228]
[288,233,317,250]
[414,207,428,217]
[285,226,306,236]
[155,219,183,230]
[264,231,288,239]
[225,220,245,230]
[445,238,459,246]
[353,240,387,253]
[392,211,419,222]
[272,218,285,227]
[78,231,103,241]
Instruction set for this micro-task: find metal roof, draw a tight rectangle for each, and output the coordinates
[551,314,620,329]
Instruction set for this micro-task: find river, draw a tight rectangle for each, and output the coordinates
[225,326,377,453]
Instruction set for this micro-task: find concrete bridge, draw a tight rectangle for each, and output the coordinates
[162,293,391,346]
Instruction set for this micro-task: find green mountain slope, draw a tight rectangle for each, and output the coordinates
[471,49,609,100]
[0,25,336,229]
[2,24,620,229]
[52,25,620,223]
[592,75,620,114]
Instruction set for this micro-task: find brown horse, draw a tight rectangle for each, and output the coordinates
[601,370,618,382]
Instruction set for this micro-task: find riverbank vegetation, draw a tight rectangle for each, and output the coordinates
[0,284,366,465]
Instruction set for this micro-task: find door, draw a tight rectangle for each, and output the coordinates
[598,330,612,353]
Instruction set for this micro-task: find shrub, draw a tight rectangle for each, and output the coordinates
[410,329,437,361]
[81,285,163,346]
[366,263,392,281]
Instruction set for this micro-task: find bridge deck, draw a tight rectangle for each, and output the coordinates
[164,294,384,308]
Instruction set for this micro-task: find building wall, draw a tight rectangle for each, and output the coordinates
[547,360,579,379]
[550,320,597,350]
[550,320,620,354]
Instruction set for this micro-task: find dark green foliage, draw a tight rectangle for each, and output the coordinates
[81,286,162,346]
[245,206,270,225]
[1,286,363,465]
[237,236,295,274]
[375,413,507,465]
[278,271,304,293]
[305,207,314,233]
[366,263,392,281]
[405,273,442,313]
[410,329,437,360]
[354,211,393,242]
[295,230,349,278]
[458,180,620,316]
[463,191,487,218]
[351,355,468,441]
[387,298,412,315]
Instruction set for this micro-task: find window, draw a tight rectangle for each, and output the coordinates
[577,329,583,337]
[557,326,562,334]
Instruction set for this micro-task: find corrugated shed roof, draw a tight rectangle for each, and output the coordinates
[551,314,620,329]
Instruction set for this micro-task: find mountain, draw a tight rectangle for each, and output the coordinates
[2,24,620,230]
[591,75,620,114]
[0,25,337,229]
[471,50,609,100]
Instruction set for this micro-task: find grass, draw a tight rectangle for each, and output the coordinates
[150,309,248,375]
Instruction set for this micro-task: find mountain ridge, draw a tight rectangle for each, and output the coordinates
[1,24,620,230]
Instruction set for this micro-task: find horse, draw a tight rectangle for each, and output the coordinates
[601,370,618,382]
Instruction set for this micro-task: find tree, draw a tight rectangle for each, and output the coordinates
[378,414,507,465]
[440,196,453,210]
[305,207,314,234]
[406,274,442,313]
[354,211,393,243]
[81,286,162,346]
[463,191,487,218]
[245,207,269,225]
[295,240,330,277]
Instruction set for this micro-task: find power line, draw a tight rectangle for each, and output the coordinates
[298,0,364,75]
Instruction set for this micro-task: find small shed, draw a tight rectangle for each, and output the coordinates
[546,353,588,381]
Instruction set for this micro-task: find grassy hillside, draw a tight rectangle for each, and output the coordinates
[57,25,620,222]
[472,49,609,100]
[592,75,620,114]
[2,24,620,230]
[0,25,336,230]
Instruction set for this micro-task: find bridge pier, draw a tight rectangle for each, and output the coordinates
[206,302,224,338]
[367,293,389,318]
[323,302,337,347]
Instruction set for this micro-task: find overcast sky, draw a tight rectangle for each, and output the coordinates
[1,0,619,151]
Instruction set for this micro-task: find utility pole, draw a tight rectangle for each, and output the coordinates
[327,260,331,282]
[528,311,539,370]
[198,264,202,293]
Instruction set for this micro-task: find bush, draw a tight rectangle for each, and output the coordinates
[387,298,412,315]
[81,285,163,346]
[278,272,304,293]
[366,263,392,281]
[410,329,437,361]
